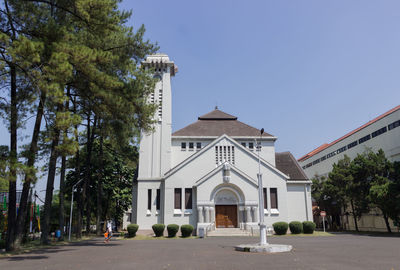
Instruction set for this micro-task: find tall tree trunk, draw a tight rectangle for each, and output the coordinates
[96,135,104,236]
[14,92,45,248]
[40,128,61,245]
[58,155,66,241]
[383,212,392,233]
[58,88,70,241]
[83,115,91,234]
[75,150,82,239]
[73,97,82,239]
[350,200,359,232]
[84,115,96,234]
[6,64,17,252]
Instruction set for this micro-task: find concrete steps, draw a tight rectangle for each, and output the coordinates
[207,228,252,237]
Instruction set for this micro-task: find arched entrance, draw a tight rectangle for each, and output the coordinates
[214,189,239,228]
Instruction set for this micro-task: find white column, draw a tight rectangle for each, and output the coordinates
[210,207,215,223]
[239,206,244,225]
[197,206,203,223]
[204,206,210,223]
[246,206,252,223]
[252,206,258,223]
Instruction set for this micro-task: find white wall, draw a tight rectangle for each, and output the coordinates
[171,137,276,168]
[163,136,290,228]
[286,183,312,222]
[171,139,214,168]
[135,180,163,229]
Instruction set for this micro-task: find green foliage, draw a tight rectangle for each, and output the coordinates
[273,222,288,235]
[1,0,159,248]
[289,221,303,234]
[302,221,316,234]
[152,224,165,237]
[127,224,139,238]
[312,149,400,233]
[180,224,194,238]
[365,150,399,232]
[167,224,179,238]
[0,213,5,233]
[66,140,136,229]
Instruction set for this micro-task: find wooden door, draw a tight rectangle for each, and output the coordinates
[215,205,237,228]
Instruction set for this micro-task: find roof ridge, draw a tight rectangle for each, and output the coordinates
[198,109,237,120]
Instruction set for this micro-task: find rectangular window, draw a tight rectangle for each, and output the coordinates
[358,134,371,144]
[181,142,186,151]
[320,155,327,161]
[189,142,194,151]
[347,140,358,149]
[156,189,160,210]
[313,158,320,165]
[327,151,336,158]
[337,146,347,154]
[270,188,278,209]
[263,188,267,209]
[185,188,192,209]
[241,142,246,147]
[388,120,400,130]
[174,188,182,209]
[372,126,387,138]
[248,142,254,150]
[147,189,152,211]
[196,142,201,150]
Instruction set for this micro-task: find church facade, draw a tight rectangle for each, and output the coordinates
[127,54,312,234]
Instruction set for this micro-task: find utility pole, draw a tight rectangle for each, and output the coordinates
[257,128,267,246]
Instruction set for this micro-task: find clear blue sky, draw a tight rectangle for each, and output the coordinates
[1,0,400,194]
[120,0,400,158]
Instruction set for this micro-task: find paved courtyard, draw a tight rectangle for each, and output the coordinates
[1,233,399,270]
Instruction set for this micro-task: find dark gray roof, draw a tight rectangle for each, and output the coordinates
[275,152,308,180]
[172,109,273,137]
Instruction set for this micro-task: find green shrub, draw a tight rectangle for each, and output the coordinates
[167,224,179,238]
[127,224,139,238]
[289,221,303,234]
[180,224,194,237]
[302,221,316,234]
[119,231,125,238]
[273,222,289,235]
[0,239,5,249]
[152,224,165,237]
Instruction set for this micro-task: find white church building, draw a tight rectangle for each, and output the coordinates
[127,54,312,234]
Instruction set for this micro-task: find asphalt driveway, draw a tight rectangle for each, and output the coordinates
[1,233,399,270]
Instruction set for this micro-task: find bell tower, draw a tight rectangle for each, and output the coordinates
[138,54,177,179]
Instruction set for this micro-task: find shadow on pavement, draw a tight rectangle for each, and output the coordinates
[0,237,122,261]
[7,255,49,261]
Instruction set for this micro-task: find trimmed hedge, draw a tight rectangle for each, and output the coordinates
[289,221,303,234]
[273,222,289,235]
[127,224,139,238]
[152,224,165,237]
[180,224,194,238]
[302,221,316,234]
[167,224,179,238]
